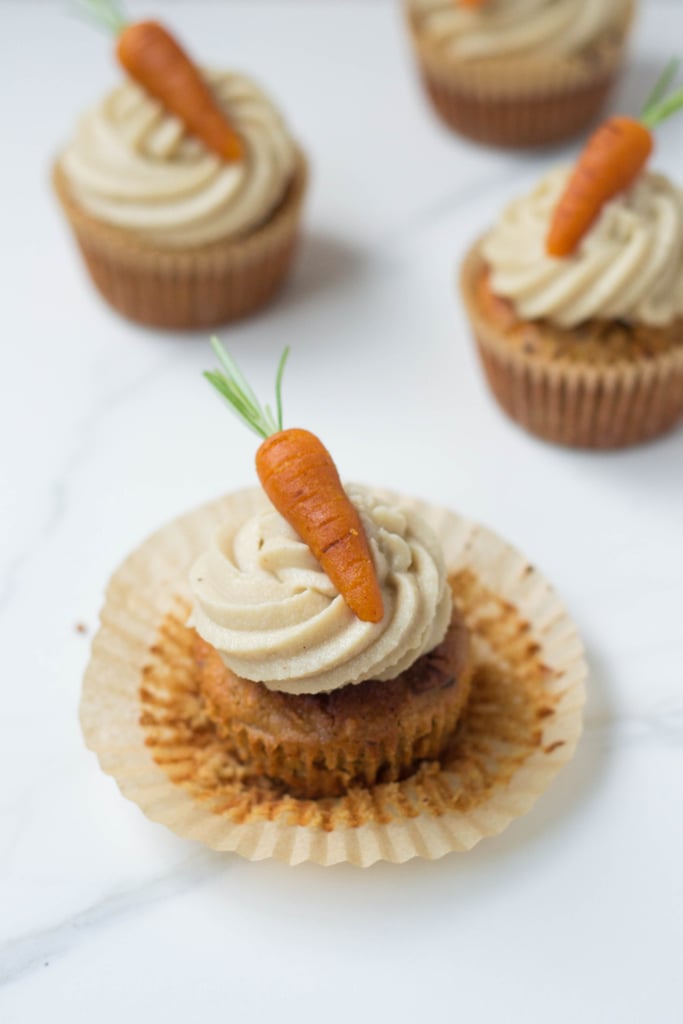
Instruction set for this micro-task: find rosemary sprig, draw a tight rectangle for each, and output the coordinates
[641,58,679,114]
[72,0,127,35]
[204,338,290,440]
[640,58,683,129]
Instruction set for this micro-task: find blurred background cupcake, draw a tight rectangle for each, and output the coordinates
[405,0,636,147]
[460,80,683,449]
[53,8,307,329]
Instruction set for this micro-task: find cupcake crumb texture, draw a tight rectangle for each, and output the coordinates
[139,569,561,828]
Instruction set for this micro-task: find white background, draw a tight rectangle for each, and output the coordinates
[1,1,682,1021]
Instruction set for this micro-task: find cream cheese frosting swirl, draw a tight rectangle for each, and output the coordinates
[482,168,683,328]
[60,71,297,248]
[189,486,452,695]
[410,0,630,59]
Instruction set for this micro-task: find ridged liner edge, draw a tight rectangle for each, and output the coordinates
[81,488,587,866]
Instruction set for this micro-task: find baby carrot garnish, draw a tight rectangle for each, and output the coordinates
[458,1,487,8]
[204,340,385,625]
[546,118,652,257]
[76,0,244,162]
[546,60,683,258]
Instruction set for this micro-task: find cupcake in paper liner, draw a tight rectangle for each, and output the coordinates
[405,0,635,148]
[81,343,586,866]
[53,7,307,329]
[461,75,683,449]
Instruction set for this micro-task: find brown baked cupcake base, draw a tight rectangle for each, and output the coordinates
[81,488,586,864]
[406,5,633,148]
[418,75,616,148]
[461,243,683,449]
[52,151,307,330]
[195,611,472,799]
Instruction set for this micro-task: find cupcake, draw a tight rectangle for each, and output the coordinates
[189,483,470,799]
[80,342,586,865]
[461,83,683,448]
[53,12,306,328]
[405,0,635,147]
[183,341,467,798]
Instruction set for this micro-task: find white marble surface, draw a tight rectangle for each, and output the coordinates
[2,0,683,1020]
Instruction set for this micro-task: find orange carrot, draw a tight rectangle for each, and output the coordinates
[204,341,385,625]
[546,117,652,258]
[546,61,683,257]
[117,22,244,162]
[459,0,487,8]
[79,2,243,162]
[256,429,384,624]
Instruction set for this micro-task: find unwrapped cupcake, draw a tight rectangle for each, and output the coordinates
[53,6,306,328]
[188,343,470,797]
[81,341,586,865]
[190,484,471,798]
[405,0,635,147]
[461,70,683,448]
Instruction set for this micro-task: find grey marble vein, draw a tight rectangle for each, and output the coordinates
[375,163,542,255]
[0,850,223,989]
[585,705,683,746]
[0,355,172,621]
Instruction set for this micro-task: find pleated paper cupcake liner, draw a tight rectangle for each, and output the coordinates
[81,488,586,866]
[461,244,683,450]
[406,4,634,147]
[52,151,307,329]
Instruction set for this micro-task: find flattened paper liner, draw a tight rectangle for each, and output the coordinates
[81,489,586,866]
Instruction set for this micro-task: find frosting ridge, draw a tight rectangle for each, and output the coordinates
[482,168,683,328]
[189,486,452,695]
[410,0,630,60]
[60,71,296,248]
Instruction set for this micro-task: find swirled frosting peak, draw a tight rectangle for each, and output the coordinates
[410,0,630,59]
[482,168,683,328]
[60,71,297,248]
[189,486,452,695]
